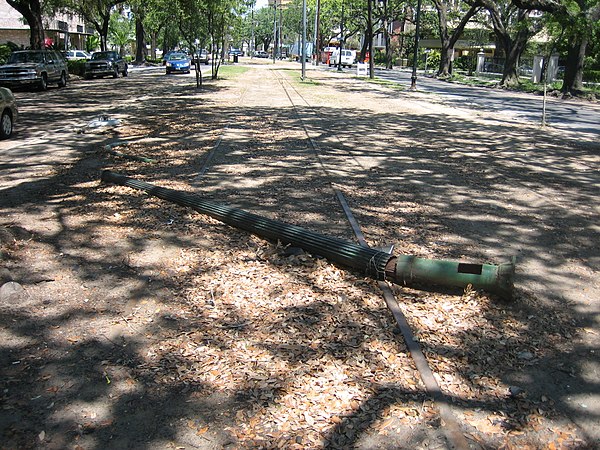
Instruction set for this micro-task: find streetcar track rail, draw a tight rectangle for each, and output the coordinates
[271,66,473,448]
[163,64,595,445]
[336,189,470,450]
[273,67,598,225]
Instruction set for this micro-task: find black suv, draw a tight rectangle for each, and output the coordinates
[0,50,68,91]
[84,51,128,79]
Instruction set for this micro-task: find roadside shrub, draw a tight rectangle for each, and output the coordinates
[0,45,11,64]
[584,69,600,83]
[453,55,476,73]
[422,50,440,71]
[0,42,20,64]
[67,59,86,76]
[374,50,386,65]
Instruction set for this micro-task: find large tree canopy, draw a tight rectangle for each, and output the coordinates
[6,0,600,96]
[63,0,126,51]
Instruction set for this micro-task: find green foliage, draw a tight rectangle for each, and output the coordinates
[0,44,14,64]
[86,35,100,53]
[109,11,134,54]
[584,69,600,83]
[67,59,86,76]
[453,55,476,73]
[374,49,387,65]
[249,6,276,51]
[423,50,441,71]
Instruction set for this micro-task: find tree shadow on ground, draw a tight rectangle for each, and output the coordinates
[1,68,598,448]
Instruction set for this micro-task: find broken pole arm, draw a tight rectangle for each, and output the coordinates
[100,171,515,299]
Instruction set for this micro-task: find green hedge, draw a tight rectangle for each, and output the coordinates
[584,70,600,83]
[0,46,10,65]
[67,59,87,76]
[0,42,20,64]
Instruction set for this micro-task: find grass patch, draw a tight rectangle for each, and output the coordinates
[443,73,500,87]
[217,65,250,79]
[359,76,405,90]
[516,79,563,95]
[442,72,599,99]
[283,68,321,86]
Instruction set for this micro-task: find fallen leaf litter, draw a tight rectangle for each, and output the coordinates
[0,67,587,449]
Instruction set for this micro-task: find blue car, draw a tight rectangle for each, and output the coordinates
[165,52,191,74]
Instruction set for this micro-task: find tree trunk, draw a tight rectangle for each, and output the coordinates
[150,32,157,60]
[434,0,481,77]
[99,33,107,51]
[381,0,392,69]
[397,16,407,63]
[368,0,374,77]
[360,38,368,63]
[100,12,111,51]
[135,14,146,63]
[562,37,587,95]
[500,28,528,87]
[439,41,453,76]
[433,0,449,76]
[384,27,392,69]
[6,0,45,49]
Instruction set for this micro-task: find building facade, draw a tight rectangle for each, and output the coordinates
[0,1,92,50]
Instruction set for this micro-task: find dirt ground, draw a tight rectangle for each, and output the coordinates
[0,60,598,449]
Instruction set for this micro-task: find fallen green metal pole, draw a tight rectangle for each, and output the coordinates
[101,171,515,300]
[388,255,515,300]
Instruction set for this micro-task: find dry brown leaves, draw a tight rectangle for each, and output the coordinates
[2,73,583,449]
[81,101,585,448]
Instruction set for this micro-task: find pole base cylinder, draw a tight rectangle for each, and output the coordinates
[389,255,515,300]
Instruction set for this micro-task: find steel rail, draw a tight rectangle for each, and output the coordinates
[335,188,470,450]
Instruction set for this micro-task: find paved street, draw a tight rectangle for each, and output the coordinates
[327,64,600,140]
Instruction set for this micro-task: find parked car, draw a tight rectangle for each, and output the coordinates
[0,49,68,91]
[254,50,269,58]
[162,50,179,65]
[65,50,91,60]
[84,51,128,79]
[0,87,17,139]
[328,49,356,68]
[165,52,191,74]
[195,49,210,65]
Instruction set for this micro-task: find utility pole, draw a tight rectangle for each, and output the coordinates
[301,0,307,79]
[410,0,422,90]
[337,1,344,71]
[251,6,255,58]
[368,0,374,78]
[314,0,320,65]
[272,0,277,64]
[279,3,283,59]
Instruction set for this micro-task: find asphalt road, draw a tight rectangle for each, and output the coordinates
[326,65,600,141]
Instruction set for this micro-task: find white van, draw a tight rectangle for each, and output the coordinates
[329,49,356,68]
